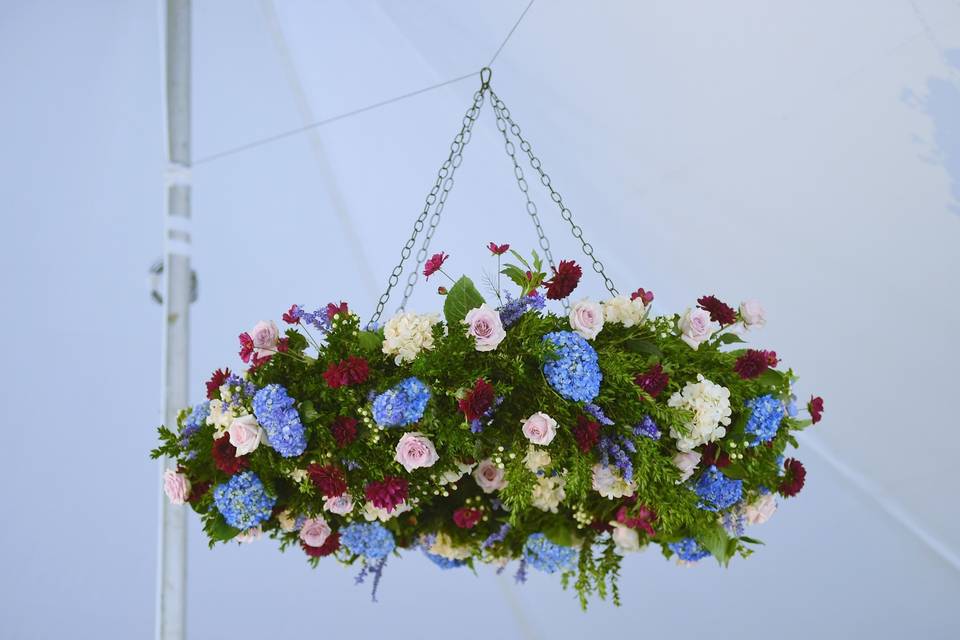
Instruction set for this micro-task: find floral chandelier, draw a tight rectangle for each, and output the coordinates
[153,68,824,607]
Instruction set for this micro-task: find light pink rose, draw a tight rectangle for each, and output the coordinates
[228,414,263,456]
[394,432,439,472]
[739,299,766,329]
[464,304,506,352]
[569,299,605,340]
[473,459,507,494]
[744,493,777,525]
[678,308,715,350]
[163,469,191,505]
[324,493,354,516]
[672,450,702,483]
[299,516,331,548]
[248,320,279,357]
[521,412,558,446]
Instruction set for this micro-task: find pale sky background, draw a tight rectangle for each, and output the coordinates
[2,1,959,638]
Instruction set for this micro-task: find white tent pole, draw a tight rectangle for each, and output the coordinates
[157,1,191,639]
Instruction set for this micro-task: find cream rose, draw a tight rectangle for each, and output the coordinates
[394,431,439,472]
[473,459,507,493]
[739,299,766,329]
[227,414,263,456]
[521,412,558,446]
[610,522,642,553]
[569,298,605,340]
[464,304,507,351]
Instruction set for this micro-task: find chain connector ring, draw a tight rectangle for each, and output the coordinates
[479,67,492,91]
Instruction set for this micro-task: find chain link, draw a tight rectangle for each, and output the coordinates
[368,89,486,328]
[490,89,620,298]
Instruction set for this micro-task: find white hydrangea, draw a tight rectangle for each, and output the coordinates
[524,446,552,473]
[530,474,566,513]
[592,464,636,499]
[382,311,439,365]
[429,532,473,560]
[667,374,732,452]
[206,399,235,438]
[438,461,476,485]
[362,500,412,522]
[601,295,649,328]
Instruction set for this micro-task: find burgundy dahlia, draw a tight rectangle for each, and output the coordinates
[302,532,340,558]
[808,396,824,424]
[458,379,495,422]
[697,295,736,326]
[487,242,510,255]
[779,458,806,497]
[573,415,601,453]
[615,504,656,536]
[630,288,654,306]
[423,252,448,279]
[187,480,211,506]
[212,435,249,475]
[330,416,358,448]
[701,442,731,468]
[308,464,348,498]
[635,363,669,398]
[205,368,231,400]
[543,260,582,300]
[453,507,483,529]
[734,349,773,379]
[365,476,409,513]
[323,356,369,389]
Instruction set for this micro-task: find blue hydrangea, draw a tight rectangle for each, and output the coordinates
[180,401,210,444]
[372,377,431,427]
[340,522,396,559]
[523,533,578,574]
[252,384,307,457]
[668,538,711,562]
[542,331,602,402]
[213,471,276,530]
[633,415,661,440]
[694,465,744,512]
[744,394,785,446]
[499,291,546,327]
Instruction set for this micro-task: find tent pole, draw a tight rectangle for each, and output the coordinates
[157,1,191,639]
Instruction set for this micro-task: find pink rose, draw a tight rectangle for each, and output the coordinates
[678,308,715,350]
[163,469,191,505]
[394,432,439,472]
[569,299,605,340]
[739,299,766,329]
[299,516,332,548]
[464,304,506,351]
[248,320,279,357]
[473,459,507,494]
[227,414,263,456]
[744,493,777,525]
[521,412,558,446]
[324,493,354,516]
[672,450,702,483]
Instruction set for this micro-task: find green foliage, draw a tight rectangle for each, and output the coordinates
[443,276,486,326]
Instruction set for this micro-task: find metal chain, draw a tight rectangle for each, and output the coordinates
[368,88,486,328]
[489,92,568,310]
[490,89,620,297]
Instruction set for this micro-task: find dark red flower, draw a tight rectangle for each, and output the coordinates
[238,332,254,363]
[701,442,731,468]
[365,476,408,513]
[326,301,349,319]
[635,363,669,397]
[205,368,231,400]
[249,352,272,370]
[697,295,736,326]
[330,416,358,448]
[734,349,773,379]
[302,532,340,557]
[615,504,656,536]
[573,415,601,452]
[423,252,448,279]
[308,464,348,498]
[323,356,369,389]
[437,286,448,295]
[212,435,249,475]
[458,379,495,422]
[487,242,510,255]
[453,507,483,529]
[630,288,654,306]
[808,396,824,424]
[543,260,582,300]
[282,304,302,325]
[276,337,289,353]
[779,458,806,497]
[187,480,211,505]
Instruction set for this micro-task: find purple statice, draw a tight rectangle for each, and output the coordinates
[668,538,711,563]
[584,403,614,425]
[470,395,504,433]
[481,524,511,551]
[498,291,546,328]
[722,509,746,537]
[514,557,528,584]
[353,556,389,602]
[633,415,661,440]
[223,374,256,409]
[694,465,744,512]
[301,306,332,332]
[598,434,636,482]
[180,401,210,445]
[342,459,362,471]
[523,533,578,574]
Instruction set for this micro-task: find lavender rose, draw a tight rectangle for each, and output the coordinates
[248,320,279,358]
[678,308,715,350]
[394,431,439,472]
[227,414,263,456]
[569,298,605,340]
[473,459,507,493]
[464,304,506,352]
[163,469,191,505]
[521,412,558,446]
[299,516,332,548]
[739,299,766,329]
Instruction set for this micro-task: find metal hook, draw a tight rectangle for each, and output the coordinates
[480,67,492,91]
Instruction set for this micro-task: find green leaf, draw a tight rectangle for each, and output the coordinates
[699,525,733,566]
[508,249,531,269]
[443,276,486,326]
[300,400,320,424]
[622,339,662,357]
[757,368,786,387]
[203,514,240,546]
[501,265,529,289]
[544,522,575,547]
[356,330,383,354]
[739,536,765,545]
[717,333,745,344]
